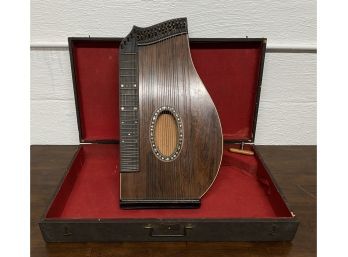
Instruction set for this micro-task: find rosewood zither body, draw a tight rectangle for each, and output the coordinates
[119,18,223,208]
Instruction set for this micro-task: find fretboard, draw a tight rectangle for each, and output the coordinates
[118,18,188,172]
[119,36,139,172]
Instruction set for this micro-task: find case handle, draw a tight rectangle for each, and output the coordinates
[144,224,192,237]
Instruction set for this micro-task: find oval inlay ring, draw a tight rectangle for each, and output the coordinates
[149,106,183,162]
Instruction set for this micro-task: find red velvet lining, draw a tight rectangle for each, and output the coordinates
[190,42,262,141]
[73,41,120,141]
[71,40,263,142]
[46,144,292,219]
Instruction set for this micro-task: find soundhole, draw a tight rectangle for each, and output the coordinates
[155,111,177,156]
[150,106,183,161]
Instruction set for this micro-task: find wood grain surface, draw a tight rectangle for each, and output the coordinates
[31,145,316,257]
[121,34,223,202]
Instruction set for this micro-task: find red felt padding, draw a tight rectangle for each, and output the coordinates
[71,40,263,142]
[190,42,262,141]
[72,41,120,141]
[46,144,292,219]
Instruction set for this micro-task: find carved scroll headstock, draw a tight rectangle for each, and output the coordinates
[120,18,188,49]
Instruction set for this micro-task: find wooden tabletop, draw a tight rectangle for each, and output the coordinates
[31,145,316,257]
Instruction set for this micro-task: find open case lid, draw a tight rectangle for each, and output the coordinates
[69,37,266,143]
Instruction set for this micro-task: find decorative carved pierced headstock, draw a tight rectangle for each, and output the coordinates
[120,18,188,49]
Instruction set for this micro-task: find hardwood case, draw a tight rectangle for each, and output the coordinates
[39,37,299,242]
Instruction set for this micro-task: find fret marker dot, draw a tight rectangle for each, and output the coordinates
[121,107,124,110]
